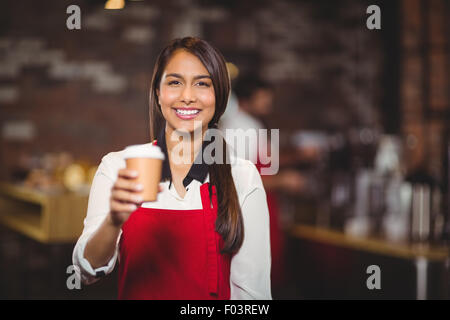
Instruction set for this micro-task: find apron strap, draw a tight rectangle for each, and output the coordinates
[200,183,219,296]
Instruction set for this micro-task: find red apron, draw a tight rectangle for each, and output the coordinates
[118,183,231,300]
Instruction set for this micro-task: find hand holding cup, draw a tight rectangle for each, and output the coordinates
[109,144,165,227]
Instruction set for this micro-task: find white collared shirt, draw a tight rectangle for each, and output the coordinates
[72,143,272,300]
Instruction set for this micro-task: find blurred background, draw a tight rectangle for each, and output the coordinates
[0,0,449,299]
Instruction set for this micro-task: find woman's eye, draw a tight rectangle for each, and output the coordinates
[196,81,211,87]
[168,80,181,85]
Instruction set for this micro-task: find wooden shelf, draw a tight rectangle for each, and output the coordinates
[287,224,450,261]
[0,182,89,243]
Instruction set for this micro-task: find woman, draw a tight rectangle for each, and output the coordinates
[72,37,272,300]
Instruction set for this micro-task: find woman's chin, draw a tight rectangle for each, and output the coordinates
[169,119,208,134]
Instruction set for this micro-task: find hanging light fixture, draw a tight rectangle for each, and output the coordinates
[104,0,125,10]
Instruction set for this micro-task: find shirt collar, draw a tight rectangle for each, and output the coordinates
[156,127,212,188]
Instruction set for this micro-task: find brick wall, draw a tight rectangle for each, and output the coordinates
[400,0,449,182]
[0,0,385,180]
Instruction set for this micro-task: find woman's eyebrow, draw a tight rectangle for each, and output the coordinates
[166,73,211,80]
[193,75,211,80]
[166,73,183,79]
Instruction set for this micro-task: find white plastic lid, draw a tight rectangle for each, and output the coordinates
[123,144,165,160]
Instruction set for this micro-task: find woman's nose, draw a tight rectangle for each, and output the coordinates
[181,85,196,104]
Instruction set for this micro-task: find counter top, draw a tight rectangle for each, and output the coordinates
[287,224,450,261]
[0,182,88,243]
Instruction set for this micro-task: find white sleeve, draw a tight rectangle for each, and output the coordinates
[72,155,122,285]
[230,164,272,300]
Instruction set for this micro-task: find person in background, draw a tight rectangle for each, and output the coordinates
[219,75,306,295]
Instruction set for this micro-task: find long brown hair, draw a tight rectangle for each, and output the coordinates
[148,37,244,254]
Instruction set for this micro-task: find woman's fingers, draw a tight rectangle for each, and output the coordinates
[118,168,139,179]
[109,169,143,226]
[112,169,163,214]
[111,189,143,204]
[117,169,163,194]
[109,180,164,227]
[114,178,143,193]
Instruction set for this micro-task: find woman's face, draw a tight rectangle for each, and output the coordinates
[158,50,216,134]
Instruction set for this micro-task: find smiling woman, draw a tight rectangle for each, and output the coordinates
[73,37,272,300]
[147,38,244,250]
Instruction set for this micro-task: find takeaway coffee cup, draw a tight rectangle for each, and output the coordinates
[123,144,165,202]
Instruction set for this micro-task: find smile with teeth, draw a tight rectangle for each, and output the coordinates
[175,109,200,115]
